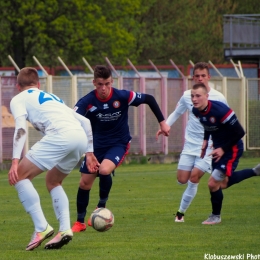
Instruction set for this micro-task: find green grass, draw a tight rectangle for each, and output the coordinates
[0,157,260,259]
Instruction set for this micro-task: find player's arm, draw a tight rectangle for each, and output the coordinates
[9,115,27,185]
[166,95,187,126]
[73,111,100,173]
[138,94,170,137]
[209,114,245,162]
[221,117,245,152]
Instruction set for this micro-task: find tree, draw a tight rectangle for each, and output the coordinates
[0,0,140,69]
[132,0,237,65]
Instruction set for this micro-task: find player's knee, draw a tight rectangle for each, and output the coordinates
[177,177,188,185]
[99,168,113,176]
[79,176,93,190]
[189,175,200,183]
[208,178,218,191]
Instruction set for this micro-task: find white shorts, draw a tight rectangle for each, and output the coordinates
[26,129,87,174]
[178,154,212,173]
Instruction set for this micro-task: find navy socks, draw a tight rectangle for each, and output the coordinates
[227,169,255,188]
[98,174,112,208]
[76,188,90,223]
[210,188,223,215]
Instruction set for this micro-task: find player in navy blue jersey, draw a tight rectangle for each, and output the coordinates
[191,83,260,224]
[72,65,170,232]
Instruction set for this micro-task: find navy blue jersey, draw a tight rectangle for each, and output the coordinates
[192,100,243,150]
[74,87,146,149]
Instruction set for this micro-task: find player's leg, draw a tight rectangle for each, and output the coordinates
[202,171,223,225]
[72,171,97,232]
[175,154,193,222]
[98,158,115,208]
[176,155,211,222]
[218,143,259,189]
[221,165,260,189]
[45,129,87,248]
[14,156,53,251]
[97,143,130,210]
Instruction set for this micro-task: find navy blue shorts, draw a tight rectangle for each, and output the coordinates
[80,143,130,174]
[212,141,244,177]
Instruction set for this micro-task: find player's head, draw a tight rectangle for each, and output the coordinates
[93,65,113,100]
[94,65,112,80]
[17,67,39,90]
[191,83,209,111]
[192,62,211,88]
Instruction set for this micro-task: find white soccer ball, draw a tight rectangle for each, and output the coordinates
[90,208,114,232]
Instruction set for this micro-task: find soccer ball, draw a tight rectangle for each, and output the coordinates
[90,208,114,232]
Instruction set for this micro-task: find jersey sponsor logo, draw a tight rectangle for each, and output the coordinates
[209,117,216,123]
[103,104,109,109]
[203,125,218,131]
[113,101,120,108]
[96,111,121,121]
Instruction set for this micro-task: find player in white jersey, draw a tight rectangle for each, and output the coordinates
[8,67,99,251]
[157,62,227,222]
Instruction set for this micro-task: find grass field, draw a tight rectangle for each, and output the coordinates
[1,157,260,260]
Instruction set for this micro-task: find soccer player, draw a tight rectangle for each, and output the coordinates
[191,83,260,224]
[157,62,228,222]
[8,67,99,250]
[72,65,170,232]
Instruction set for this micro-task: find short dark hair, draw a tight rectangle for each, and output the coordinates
[193,62,210,75]
[17,67,39,88]
[192,83,207,93]
[94,65,112,80]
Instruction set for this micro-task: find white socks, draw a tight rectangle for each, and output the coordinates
[15,179,48,232]
[50,185,70,231]
[15,180,70,232]
[179,180,199,213]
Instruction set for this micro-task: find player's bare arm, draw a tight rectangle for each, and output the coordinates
[8,158,19,185]
[200,140,208,159]
[159,120,170,137]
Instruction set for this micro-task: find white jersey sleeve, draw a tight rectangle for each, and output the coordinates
[73,112,94,153]
[12,115,27,159]
[208,88,228,105]
[166,94,189,126]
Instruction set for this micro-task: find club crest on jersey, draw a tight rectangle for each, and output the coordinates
[103,104,109,109]
[113,101,120,108]
[209,117,216,123]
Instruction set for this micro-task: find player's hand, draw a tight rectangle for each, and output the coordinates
[208,147,224,162]
[156,129,163,140]
[200,140,208,158]
[86,152,100,173]
[8,159,19,186]
[156,121,170,140]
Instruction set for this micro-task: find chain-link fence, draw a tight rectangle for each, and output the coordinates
[1,73,258,163]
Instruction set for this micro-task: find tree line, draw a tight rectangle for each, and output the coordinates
[0,0,258,70]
